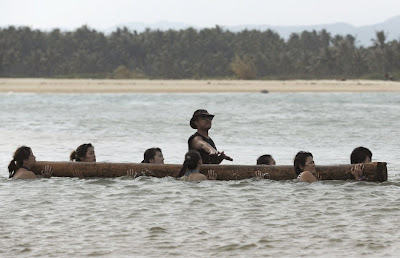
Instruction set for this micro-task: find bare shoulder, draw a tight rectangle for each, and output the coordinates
[299,171,318,183]
[191,135,204,144]
[190,135,207,149]
[188,172,207,181]
[13,169,37,179]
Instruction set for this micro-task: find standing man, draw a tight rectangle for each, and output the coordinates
[188,109,233,164]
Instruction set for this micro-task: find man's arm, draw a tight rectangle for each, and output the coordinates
[190,136,218,155]
[190,136,233,164]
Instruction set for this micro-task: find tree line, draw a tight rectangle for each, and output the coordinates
[0,25,399,80]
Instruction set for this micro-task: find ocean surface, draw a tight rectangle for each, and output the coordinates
[1,91,400,257]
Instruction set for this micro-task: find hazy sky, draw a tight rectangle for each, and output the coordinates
[1,0,400,30]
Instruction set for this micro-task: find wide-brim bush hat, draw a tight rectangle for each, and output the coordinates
[190,109,215,129]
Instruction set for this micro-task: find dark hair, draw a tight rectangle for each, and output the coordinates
[70,143,93,162]
[293,151,313,176]
[8,146,32,178]
[257,154,274,165]
[141,148,162,163]
[177,150,201,177]
[350,146,372,164]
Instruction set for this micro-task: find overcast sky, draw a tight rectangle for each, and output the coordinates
[1,0,400,30]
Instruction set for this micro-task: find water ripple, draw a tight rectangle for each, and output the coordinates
[1,92,400,257]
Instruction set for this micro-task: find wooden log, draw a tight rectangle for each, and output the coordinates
[31,161,387,182]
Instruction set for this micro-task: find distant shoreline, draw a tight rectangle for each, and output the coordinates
[1,78,400,93]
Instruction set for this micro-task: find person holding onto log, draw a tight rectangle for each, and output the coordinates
[350,146,372,181]
[351,146,372,164]
[188,109,232,164]
[70,143,96,162]
[294,151,321,183]
[254,154,275,179]
[126,147,165,178]
[141,147,164,164]
[70,143,96,178]
[8,146,53,179]
[257,154,276,165]
[177,150,217,181]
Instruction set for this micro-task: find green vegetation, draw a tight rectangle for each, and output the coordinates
[231,55,257,79]
[0,25,399,80]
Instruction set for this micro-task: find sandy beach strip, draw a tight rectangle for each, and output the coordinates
[1,78,400,93]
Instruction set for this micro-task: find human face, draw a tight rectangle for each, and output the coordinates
[195,115,213,129]
[151,151,164,164]
[301,156,316,173]
[270,158,276,165]
[82,147,96,162]
[24,150,36,168]
[362,156,371,163]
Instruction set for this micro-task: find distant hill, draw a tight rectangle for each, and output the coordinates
[104,20,193,34]
[105,15,400,46]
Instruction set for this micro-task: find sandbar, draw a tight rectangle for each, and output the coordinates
[1,78,400,93]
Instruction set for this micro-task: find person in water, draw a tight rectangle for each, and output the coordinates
[141,147,164,164]
[350,146,372,181]
[70,143,96,178]
[294,151,321,183]
[177,150,217,181]
[70,143,96,162]
[126,148,164,178]
[351,146,372,164]
[256,154,276,165]
[8,146,53,179]
[188,109,232,164]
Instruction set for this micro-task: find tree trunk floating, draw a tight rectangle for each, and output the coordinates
[31,162,388,182]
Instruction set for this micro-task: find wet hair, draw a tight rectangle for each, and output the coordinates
[70,143,93,162]
[177,150,202,177]
[257,154,274,165]
[141,148,162,163]
[350,146,372,164]
[293,151,313,176]
[8,146,32,178]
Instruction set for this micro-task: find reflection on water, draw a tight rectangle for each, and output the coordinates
[1,92,400,256]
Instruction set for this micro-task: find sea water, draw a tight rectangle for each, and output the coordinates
[0,92,400,257]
